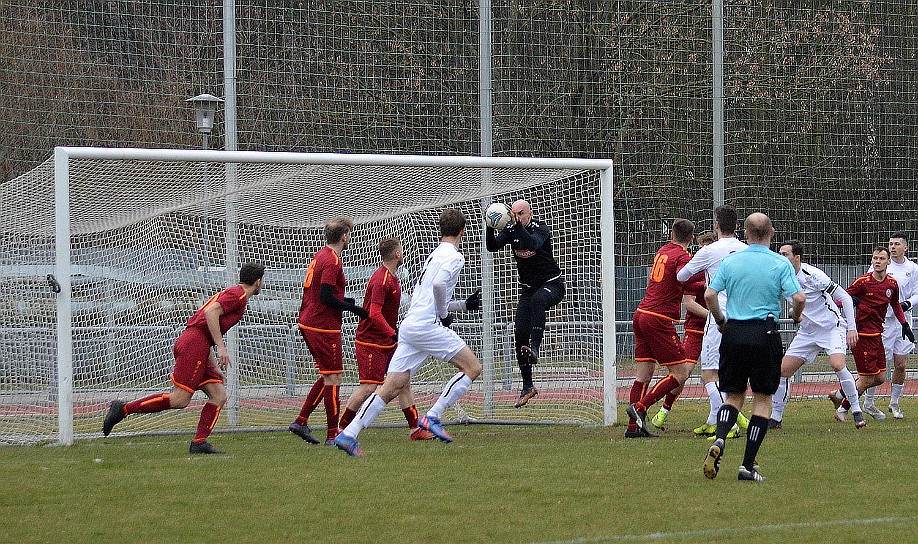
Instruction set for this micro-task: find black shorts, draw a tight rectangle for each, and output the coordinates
[718,320,783,395]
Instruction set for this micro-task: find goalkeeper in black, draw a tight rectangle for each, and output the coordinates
[486,199,565,407]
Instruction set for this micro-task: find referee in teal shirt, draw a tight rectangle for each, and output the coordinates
[702,212,805,482]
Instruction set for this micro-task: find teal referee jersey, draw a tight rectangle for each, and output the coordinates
[709,245,801,320]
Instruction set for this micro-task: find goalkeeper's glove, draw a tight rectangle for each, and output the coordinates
[465,288,482,311]
[344,298,369,320]
[851,296,860,307]
[902,300,913,312]
[440,314,455,328]
[903,323,915,343]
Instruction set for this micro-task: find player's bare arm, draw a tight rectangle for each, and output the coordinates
[205,301,230,368]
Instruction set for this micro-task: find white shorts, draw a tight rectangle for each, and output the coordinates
[699,324,722,371]
[882,320,915,361]
[785,326,847,364]
[387,321,467,376]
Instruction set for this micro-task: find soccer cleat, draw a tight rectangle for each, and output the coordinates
[333,433,365,457]
[736,411,750,432]
[863,403,886,420]
[418,415,453,443]
[651,408,669,430]
[703,438,724,479]
[519,345,539,365]
[827,390,844,410]
[626,403,647,431]
[707,424,741,441]
[834,409,849,422]
[514,386,539,408]
[889,404,904,419]
[288,422,320,444]
[693,423,717,436]
[324,439,336,446]
[767,418,782,429]
[102,400,126,436]
[409,427,435,440]
[738,465,765,482]
[623,427,659,439]
[852,411,867,429]
[189,440,224,454]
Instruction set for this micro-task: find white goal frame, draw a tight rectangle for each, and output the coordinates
[49,147,616,445]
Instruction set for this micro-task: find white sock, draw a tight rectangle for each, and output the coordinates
[705,381,723,425]
[836,368,860,412]
[342,394,386,438]
[891,383,904,405]
[864,385,877,406]
[427,373,473,420]
[771,376,790,422]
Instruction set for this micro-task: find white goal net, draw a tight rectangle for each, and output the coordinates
[0,148,616,445]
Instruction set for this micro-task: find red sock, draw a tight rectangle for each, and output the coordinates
[663,392,679,411]
[296,377,325,425]
[125,393,171,415]
[842,398,851,410]
[639,375,680,411]
[628,381,647,430]
[403,404,419,429]
[192,402,221,443]
[324,384,340,440]
[338,407,357,430]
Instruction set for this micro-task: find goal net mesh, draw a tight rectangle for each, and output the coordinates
[0,154,614,444]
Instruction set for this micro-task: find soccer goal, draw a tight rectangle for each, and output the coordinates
[0,147,616,445]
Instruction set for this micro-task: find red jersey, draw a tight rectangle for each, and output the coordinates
[298,246,346,331]
[683,281,708,332]
[355,265,401,345]
[847,273,907,335]
[185,285,250,345]
[636,243,692,321]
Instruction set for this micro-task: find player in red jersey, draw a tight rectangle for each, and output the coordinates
[650,231,715,430]
[830,247,915,418]
[101,263,266,454]
[289,217,369,445]
[625,218,704,437]
[337,238,435,441]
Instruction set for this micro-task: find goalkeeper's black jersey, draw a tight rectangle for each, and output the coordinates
[486,219,562,288]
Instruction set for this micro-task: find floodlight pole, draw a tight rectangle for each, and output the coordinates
[186,94,224,287]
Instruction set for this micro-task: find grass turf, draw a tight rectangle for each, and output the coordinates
[3,399,918,544]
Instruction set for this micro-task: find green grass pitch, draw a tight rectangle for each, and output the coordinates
[4,399,918,544]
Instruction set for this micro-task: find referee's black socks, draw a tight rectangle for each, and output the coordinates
[742,415,769,471]
[715,404,738,440]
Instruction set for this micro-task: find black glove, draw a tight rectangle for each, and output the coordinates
[851,296,860,307]
[903,324,915,343]
[351,304,368,320]
[440,314,454,328]
[902,301,913,312]
[392,328,398,343]
[344,297,355,306]
[465,288,482,311]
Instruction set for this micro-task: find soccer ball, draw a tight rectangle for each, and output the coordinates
[484,202,512,230]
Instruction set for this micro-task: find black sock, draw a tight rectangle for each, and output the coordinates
[530,327,545,355]
[742,415,769,470]
[520,364,534,389]
[716,404,738,440]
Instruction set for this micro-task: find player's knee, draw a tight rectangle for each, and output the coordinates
[169,394,192,409]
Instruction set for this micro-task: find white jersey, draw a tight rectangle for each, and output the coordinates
[793,262,851,334]
[401,241,464,328]
[677,236,748,315]
[884,258,918,326]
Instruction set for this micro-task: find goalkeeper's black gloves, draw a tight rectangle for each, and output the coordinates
[344,298,369,320]
[851,296,860,307]
[902,323,915,343]
[440,314,455,328]
[902,300,913,312]
[465,288,482,311]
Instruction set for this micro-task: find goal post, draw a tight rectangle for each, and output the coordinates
[3,147,616,445]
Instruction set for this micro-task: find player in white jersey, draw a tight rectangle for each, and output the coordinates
[676,205,749,437]
[769,240,864,428]
[333,209,483,457]
[861,232,918,419]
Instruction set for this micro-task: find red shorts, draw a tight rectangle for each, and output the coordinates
[682,329,704,363]
[853,334,886,376]
[633,310,687,366]
[171,328,224,393]
[355,340,396,384]
[299,325,343,374]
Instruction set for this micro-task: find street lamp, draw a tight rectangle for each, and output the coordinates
[187,93,223,282]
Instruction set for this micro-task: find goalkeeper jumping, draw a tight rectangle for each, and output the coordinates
[486,199,565,408]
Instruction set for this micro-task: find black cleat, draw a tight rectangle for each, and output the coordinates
[289,422,320,444]
[626,403,647,431]
[738,465,765,482]
[514,386,539,408]
[767,418,782,429]
[189,440,224,454]
[624,427,659,438]
[102,400,126,436]
[703,438,724,479]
